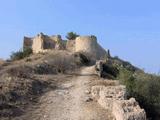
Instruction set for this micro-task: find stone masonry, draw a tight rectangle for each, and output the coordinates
[75,36,107,59]
[32,33,65,53]
[23,33,107,59]
[23,36,33,50]
[91,85,146,120]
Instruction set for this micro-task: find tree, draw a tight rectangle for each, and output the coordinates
[66,32,79,40]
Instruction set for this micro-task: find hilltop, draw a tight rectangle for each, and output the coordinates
[0,32,159,120]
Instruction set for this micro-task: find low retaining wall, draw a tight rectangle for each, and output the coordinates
[91,85,146,120]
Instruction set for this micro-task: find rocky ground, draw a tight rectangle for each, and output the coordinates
[0,51,147,120]
[12,66,115,120]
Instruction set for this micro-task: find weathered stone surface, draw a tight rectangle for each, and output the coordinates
[32,33,46,53]
[91,85,103,99]
[92,85,126,110]
[113,98,146,120]
[75,36,97,58]
[23,36,33,50]
[32,33,64,53]
[23,34,107,58]
[75,36,107,59]
[95,60,104,77]
[84,96,93,102]
[91,85,146,120]
[66,40,75,52]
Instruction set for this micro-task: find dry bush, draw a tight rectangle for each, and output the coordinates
[0,69,49,118]
[33,51,93,74]
[34,63,57,74]
[46,53,75,73]
[5,65,33,78]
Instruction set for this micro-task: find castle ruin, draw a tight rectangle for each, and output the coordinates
[23,33,107,59]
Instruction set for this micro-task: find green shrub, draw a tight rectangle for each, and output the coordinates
[6,65,33,78]
[10,48,32,61]
[117,68,160,119]
[91,35,97,40]
[102,63,119,79]
[66,32,79,40]
[100,56,160,119]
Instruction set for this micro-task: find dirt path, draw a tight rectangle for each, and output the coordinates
[20,66,114,120]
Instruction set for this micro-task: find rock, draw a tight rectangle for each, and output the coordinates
[84,90,91,94]
[91,85,103,99]
[95,60,104,77]
[112,98,146,120]
[98,85,126,110]
[84,97,93,102]
[44,60,48,63]
[44,115,47,118]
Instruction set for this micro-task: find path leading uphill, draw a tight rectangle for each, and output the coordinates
[19,66,114,120]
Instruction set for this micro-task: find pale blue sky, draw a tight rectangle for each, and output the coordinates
[0,0,160,73]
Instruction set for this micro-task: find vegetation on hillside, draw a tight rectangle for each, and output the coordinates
[102,56,160,119]
[10,48,32,61]
[0,51,92,118]
[118,68,160,119]
[2,41,160,119]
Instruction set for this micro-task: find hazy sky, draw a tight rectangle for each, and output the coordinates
[0,0,160,73]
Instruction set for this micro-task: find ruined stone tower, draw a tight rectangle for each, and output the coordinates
[75,36,107,59]
[23,33,107,59]
[32,33,64,53]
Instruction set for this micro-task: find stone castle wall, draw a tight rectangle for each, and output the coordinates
[75,36,97,57]
[32,33,56,53]
[23,33,107,59]
[66,40,75,52]
[75,36,107,59]
[24,33,65,53]
[23,36,33,50]
[97,43,107,59]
